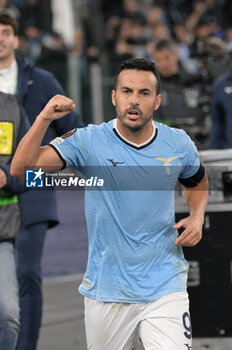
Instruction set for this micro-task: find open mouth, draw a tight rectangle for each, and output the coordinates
[126,110,140,120]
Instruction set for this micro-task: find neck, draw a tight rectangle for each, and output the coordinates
[0,55,15,70]
[117,120,154,144]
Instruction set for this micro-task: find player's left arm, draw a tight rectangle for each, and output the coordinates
[173,172,209,246]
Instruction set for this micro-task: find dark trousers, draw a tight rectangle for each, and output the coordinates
[15,222,48,350]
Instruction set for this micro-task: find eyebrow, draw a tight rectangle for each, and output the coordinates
[2,28,13,33]
[121,86,152,93]
[140,88,152,93]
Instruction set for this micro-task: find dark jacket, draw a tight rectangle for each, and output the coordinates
[0,95,30,241]
[210,67,232,149]
[157,66,203,124]
[16,57,83,227]
[1,102,30,195]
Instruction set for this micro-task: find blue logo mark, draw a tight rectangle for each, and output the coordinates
[26,169,44,188]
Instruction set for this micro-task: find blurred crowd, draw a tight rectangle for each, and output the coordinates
[104,0,232,70]
[1,3,230,349]
[2,0,232,148]
[103,0,232,149]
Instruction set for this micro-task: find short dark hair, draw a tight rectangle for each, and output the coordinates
[0,11,18,35]
[114,58,161,94]
[154,39,176,53]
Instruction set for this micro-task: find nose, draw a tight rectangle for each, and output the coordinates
[130,92,139,105]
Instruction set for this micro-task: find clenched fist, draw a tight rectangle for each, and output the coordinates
[38,94,76,121]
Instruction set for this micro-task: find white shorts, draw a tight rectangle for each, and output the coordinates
[84,292,192,350]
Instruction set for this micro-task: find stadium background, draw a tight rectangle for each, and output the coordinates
[2,0,232,349]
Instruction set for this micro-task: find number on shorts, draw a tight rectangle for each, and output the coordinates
[182,312,192,340]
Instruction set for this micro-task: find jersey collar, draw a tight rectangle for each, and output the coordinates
[112,118,158,150]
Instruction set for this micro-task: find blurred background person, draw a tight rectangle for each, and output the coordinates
[0,9,83,350]
[225,26,232,52]
[0,92,30,350]
[153,38,208,149]
[0,94,27,350]
[0,0,20,19]
[172,21,194,68]
[145,5,170,43]
[209,64,232,149]
[0,9,30,349]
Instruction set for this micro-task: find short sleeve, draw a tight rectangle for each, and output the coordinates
[49,128,89,169]
[179,134,200,179]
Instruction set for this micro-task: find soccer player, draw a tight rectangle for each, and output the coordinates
[11,58,209,350]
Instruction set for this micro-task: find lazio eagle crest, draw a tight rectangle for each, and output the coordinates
[155,157,178,175]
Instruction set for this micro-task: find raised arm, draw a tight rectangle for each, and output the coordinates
[10,95,75,179]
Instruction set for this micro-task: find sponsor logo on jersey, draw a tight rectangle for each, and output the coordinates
[107,159,125,167]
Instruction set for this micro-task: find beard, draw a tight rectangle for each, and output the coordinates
[116,104,154,132]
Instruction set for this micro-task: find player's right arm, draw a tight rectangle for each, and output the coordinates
[10,95,76,179]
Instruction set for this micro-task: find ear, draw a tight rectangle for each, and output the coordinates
[111,90,116,106]
[13,36,19,50]
[154,94,161,111]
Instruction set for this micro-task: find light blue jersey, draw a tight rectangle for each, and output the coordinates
[50,120,201,303]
